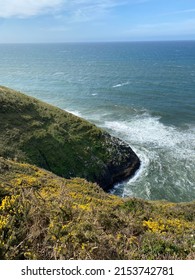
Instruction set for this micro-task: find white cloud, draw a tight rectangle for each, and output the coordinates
[0,0,126,20]
[69,1,117,22]
[0,0,64,18]
[66,0,127,23]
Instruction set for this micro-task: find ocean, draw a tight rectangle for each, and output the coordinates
[0,41,195,202]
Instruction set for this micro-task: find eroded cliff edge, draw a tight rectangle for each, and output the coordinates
[0,86,140,190]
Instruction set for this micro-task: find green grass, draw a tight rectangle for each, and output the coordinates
[0,86,140,190]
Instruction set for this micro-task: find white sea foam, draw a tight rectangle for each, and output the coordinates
[112,81,130,88]
[52,72,65,76]
[65,109,81,117]
[104,115,195,160]
[103,113,195,201]
[112,84,122,88]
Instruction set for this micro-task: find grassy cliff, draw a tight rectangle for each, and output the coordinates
[0,86,140,190]
[0,86,194,260]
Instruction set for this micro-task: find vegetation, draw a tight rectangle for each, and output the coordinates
[0,86,194,260]
[0,157,194,260]
[0,86,139,190]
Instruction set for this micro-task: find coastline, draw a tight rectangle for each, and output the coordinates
[0,85,141,191]
[0,86,195,260]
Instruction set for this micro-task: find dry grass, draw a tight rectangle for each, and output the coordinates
[0,158,195,260]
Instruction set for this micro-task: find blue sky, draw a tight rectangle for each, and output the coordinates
[0,0,195,43]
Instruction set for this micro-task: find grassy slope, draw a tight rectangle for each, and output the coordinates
[0,157,195,260]
[0,86,139,189]
[0,86,194,260]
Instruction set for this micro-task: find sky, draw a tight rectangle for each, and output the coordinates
[0,0,195,43]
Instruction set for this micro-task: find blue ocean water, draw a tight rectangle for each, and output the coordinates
[0,41,195,202]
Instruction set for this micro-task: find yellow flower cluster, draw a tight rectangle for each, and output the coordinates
[165,218,191,234]
[11,175,37,187]
[73,203,91,211]
[0,216,8,231]
[143,218,192,234]
[0,195,19,213]
[143,219,165,233]
[69,192,83,199]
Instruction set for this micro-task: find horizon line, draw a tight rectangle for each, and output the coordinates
[0,39,195,45]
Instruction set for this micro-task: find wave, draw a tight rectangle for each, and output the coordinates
[103,113,195,202]
[104,115,195,159]
[112,81,130,88]
[52,72,65,76]
[64,109,81,117]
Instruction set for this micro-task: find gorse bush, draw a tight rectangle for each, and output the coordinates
[0,158,195,260]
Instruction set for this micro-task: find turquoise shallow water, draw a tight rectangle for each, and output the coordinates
[0,41,195,202]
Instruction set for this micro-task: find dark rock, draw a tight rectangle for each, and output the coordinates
[94,136,140,190]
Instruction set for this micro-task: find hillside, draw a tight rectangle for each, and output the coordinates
[0,86,140,190]
[0,86,194,260]
[0,157,195,260]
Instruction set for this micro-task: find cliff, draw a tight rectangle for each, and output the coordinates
[0,86,194,260]
[0,86,140,190]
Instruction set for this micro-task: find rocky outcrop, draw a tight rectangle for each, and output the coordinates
[94,135,140,190]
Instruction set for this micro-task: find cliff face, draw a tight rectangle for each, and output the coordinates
[94,136,140,189]
[0,86,140,190]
